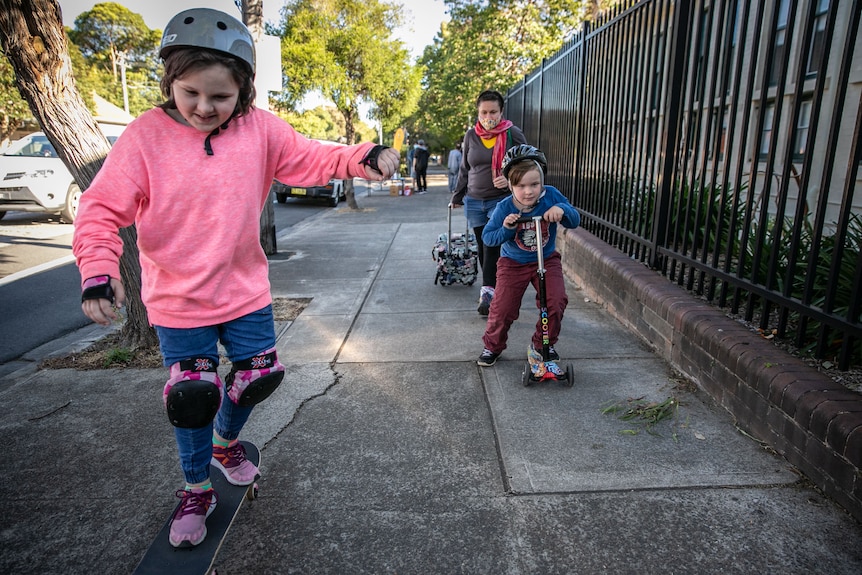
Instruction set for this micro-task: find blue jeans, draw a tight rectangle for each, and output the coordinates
[155,304,276,484]
[464,195,508,287]
[448,173,459,194]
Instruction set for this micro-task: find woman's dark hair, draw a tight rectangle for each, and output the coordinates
[476,90,505,110]
[159,47,256,117]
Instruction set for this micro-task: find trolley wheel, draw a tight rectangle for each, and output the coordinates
[246,482,259,501]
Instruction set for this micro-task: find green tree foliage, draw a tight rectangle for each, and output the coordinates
[0,49,32,142]
[68,2,159,80]
[66,2,162,117]
[273,0,421,144]
[277,105,376,143]
[414,0,587,148]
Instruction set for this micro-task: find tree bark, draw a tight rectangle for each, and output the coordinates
[241,0,276,255]
[343,178,358,210]
[0,0,158,349]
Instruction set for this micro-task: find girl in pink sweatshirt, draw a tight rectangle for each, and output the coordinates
[72,8,398,548]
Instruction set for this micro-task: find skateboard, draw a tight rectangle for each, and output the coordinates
[132,441,261,575]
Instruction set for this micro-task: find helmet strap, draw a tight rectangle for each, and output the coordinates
[203,119,231,156]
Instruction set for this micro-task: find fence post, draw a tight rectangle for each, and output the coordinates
[649,0,692,269]
[573,22,590,201]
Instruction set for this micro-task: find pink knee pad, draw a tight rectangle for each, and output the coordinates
[225,347,285,407]
[163,358,223,428]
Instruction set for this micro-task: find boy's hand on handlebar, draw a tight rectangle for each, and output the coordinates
[503,213,521,229]
[543,205,564,223]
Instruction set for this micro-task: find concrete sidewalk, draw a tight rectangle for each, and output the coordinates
[1,168,861,574]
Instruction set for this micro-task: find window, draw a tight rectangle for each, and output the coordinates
[759,102,775,160]
[769,0,790,86]
[792,99,812,160]
[806,0,829,76]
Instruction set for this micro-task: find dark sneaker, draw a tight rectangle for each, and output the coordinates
[477,286,494,316]
[212,442,259,486]
[169,488,218,548]
[477,348,500,366]
[530,344,560,362]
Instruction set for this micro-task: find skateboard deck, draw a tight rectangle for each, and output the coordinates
[133,441,261,575]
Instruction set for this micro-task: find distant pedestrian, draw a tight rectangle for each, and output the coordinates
[476,145,580,369]
[72,8,398,550]
[413,139,430,192]
[407,143,417,179]
[451,89,527,316]
[447,142,462,194]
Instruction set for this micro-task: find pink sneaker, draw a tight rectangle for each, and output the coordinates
[211,442,259,486]
[169,488,218,548]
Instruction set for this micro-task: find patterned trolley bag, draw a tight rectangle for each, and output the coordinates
[432,204,478,286]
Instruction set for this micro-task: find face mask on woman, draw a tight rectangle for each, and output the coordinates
[479,117,499,130]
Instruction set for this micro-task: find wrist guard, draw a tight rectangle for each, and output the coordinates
[359,145,389,175]
[81,275,115,304]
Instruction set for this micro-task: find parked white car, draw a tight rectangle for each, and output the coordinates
[0,123,125,222]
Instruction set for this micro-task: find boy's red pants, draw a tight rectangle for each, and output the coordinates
[482,252,568,354]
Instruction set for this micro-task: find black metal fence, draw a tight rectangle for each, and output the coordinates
[506,0,862,370]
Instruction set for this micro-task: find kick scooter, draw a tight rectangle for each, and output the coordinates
[515,215,574,387]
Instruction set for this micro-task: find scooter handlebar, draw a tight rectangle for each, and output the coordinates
[513,215,543,225]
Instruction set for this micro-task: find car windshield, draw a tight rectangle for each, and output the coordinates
[3,133,120,158]
[4,135,57,158]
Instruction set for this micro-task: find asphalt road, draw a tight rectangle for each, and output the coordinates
[0,197,334,364]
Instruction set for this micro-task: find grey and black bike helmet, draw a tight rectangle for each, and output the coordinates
[502,144,548,179]
[160,8,255,74]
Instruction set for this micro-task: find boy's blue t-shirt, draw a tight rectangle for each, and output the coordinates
[482,185,580,264]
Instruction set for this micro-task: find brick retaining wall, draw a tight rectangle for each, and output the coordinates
[558,228,862,523]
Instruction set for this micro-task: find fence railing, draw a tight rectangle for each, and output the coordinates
[506,0,862,370]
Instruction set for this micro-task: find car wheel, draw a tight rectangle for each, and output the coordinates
[276,192,287,203]
[328,192,338,207]
[60,182,81,223]
[0,211,6,221]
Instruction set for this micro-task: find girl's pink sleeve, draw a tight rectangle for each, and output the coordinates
[72,144,144,286]
[270,122,376,187]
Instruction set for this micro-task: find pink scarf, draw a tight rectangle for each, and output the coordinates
[474,119,513,179]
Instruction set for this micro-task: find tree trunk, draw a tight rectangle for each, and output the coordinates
[0,0,158,349]
[242,0,277,255]
[343,178,358,210]
[340,105,362,209]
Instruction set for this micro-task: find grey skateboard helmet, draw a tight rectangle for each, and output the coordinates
[160,8,255,74]
[502,144,548,179]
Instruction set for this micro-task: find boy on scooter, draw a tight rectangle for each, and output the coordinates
[476,145,580,370]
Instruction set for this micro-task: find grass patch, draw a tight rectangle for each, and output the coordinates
[602,396,680,438]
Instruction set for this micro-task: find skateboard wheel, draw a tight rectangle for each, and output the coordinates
[246,483,259,501]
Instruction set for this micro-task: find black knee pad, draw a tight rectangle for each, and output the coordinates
[225,349,285,407]
[163,358,223,428]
